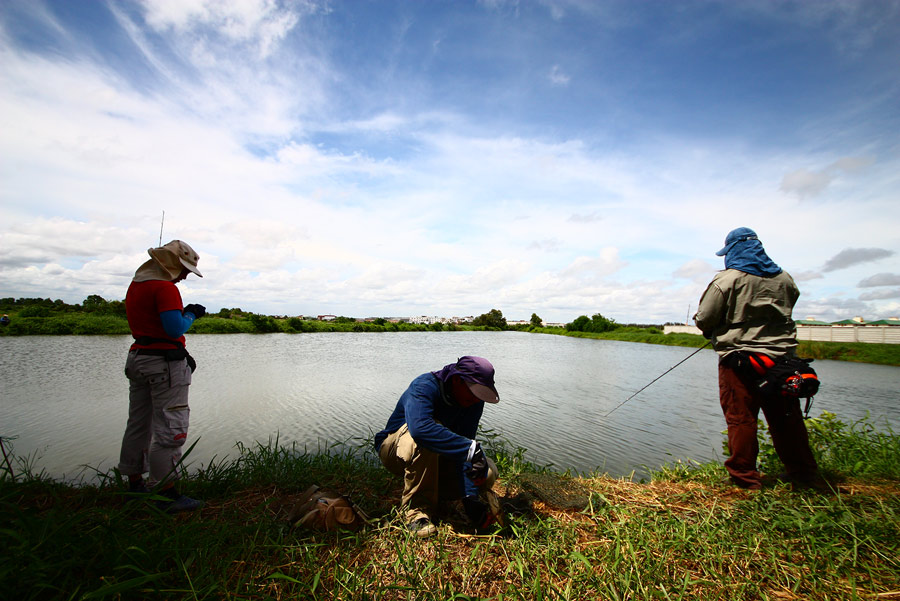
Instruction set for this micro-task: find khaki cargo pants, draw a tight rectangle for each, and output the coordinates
[379,424,498,522]
[118,351,192,486]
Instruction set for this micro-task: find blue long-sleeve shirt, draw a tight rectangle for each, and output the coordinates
[160,309,195,338]
[375,372,484,496]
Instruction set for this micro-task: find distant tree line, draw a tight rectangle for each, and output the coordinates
[1,295,126,318]
[1,297,625,337]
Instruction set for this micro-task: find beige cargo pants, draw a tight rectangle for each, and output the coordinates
[379,424,498,522]
[118,351,192,486]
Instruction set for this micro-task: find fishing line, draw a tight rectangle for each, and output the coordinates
[604,340,712,418]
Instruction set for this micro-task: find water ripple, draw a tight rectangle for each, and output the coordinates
[1,332,898,481]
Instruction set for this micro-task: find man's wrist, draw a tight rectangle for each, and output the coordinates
[466,440,478,462]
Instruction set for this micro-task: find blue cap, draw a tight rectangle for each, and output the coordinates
[716,227,758,256]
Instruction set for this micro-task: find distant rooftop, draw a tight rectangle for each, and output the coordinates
[801,316,900,326]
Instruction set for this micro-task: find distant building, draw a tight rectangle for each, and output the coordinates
[868,317,900,325]
[409,315,439,325]
[317,315,337,321]
[795,316,831,325]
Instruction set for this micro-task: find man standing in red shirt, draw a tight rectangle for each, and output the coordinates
[119,240,206,512]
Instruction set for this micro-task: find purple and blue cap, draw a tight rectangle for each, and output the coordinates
[433,356,500,403]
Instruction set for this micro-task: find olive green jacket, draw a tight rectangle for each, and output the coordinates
[694,269,799,359]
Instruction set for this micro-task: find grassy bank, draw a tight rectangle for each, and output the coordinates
[529,327,900,366]
[0,312,455,336]
[2,414,899,600]
[3,311,899,365]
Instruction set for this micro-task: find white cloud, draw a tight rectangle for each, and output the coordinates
[780,168,832,199]
[780,156,875,199]
[791,270,824,282]
[2,1,899,324]
[560,249,627,279]
[823,248,894,272]
[859,288,900,301]
[858,273,900,287]
[139,0,309,58]
[673,259,715,282]
[548,64,570,86]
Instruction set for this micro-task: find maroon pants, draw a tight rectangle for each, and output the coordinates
[718,363,818,488]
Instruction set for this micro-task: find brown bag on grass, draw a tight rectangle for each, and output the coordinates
[287,485,370,532]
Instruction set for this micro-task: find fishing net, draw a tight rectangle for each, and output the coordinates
[514,473,592,511]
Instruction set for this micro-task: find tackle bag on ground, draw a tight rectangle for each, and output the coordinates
[286,485,370,532]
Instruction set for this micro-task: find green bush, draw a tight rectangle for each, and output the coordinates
[192,318,252,334]
[286,317,305,332]
[71,315,130,335]
[566,312,618,333]
[18,306,50,318]
[0,315,130,335]
[249,313,282,333]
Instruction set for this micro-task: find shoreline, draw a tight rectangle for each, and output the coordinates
[2,313,899,365]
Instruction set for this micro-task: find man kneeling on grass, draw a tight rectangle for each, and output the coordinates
[374,356,501,538]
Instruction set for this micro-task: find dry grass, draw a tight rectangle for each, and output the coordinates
[176,475,900,600]
[4,437,899,601]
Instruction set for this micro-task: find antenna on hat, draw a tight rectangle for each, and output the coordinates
[158,210,165,246]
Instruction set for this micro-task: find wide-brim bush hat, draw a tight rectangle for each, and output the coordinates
[148,240,203,278]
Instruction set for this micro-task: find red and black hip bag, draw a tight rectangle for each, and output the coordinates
[728,351,820,414]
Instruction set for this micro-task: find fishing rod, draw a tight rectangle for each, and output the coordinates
[158,210,165,246]
[604,340,712,418]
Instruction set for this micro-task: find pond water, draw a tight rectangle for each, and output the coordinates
[1,332,898,482]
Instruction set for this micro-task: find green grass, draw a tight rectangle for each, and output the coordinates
[0,313,132,336]
[794,340,900,365]
[528,328,900,366]
[0,312,469,336]
[1,415,899,600]
[751,411,900,481]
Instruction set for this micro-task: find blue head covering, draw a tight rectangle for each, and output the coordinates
[716,227,782,277]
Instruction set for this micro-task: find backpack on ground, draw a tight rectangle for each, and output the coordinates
[286,485,370,532]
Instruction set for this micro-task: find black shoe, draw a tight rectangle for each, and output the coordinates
[155,488,204,514]
[124,479,150,503]
[128,480,150,494]
[790,473,831,492]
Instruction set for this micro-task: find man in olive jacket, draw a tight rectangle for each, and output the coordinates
[694,227,819,490]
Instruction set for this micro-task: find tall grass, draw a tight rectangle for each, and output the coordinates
[796,340,900,365]
[750,411,900,480]
[1,414,898,600]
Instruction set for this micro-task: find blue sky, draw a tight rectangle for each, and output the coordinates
[1,0,899,323]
